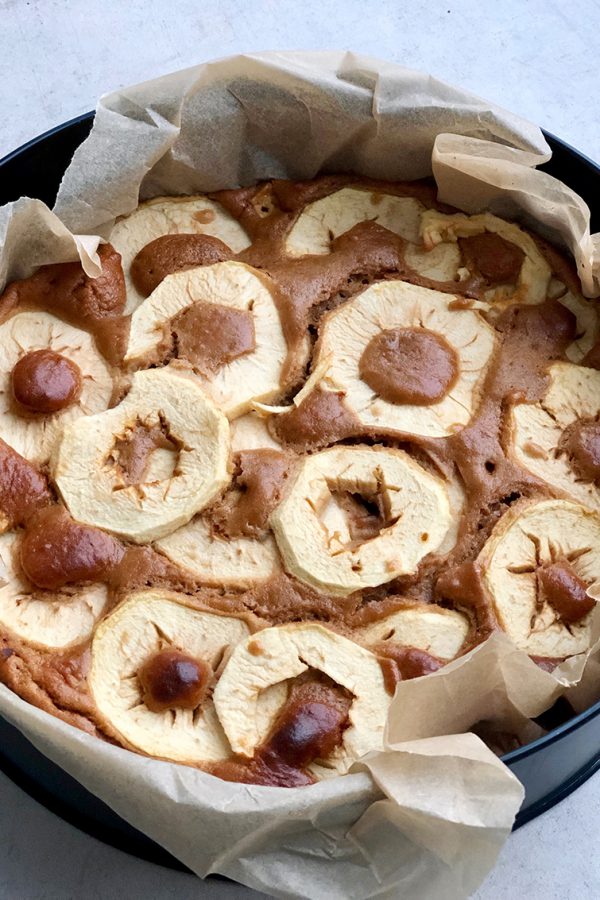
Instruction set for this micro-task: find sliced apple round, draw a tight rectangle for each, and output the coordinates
[432,468,466,558]
[156,516,280,589]
[52,366,230,543]
[0,531,107,649]
[230,412,282,452]
[109,195,251,313]
[0,311,113,464]
[478,499,600,657]
[293,280,496,439]
[420,210,551,305]
[270,445,451,596]
[284,186,425,257]
[509,362,600,512]
[89,590,252,764]
[404,239,462,282]
[125,262,288,419]
[556,287,599,364]
[355,604,470,661]
[213,622,391,775]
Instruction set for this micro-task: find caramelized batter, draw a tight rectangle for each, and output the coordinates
[242,572,359,625]
[583,339,600,369]
[332,490,391,544]
[435,562,497,639]
[172,301,255,374]
[210,449,293,539]
[0,244,128,364]
[110,421,179,485]
[110,544,197,595]
[561,420,600,483]
[265,680,350,767]
[11,349,82,413]
[138,649,211,713]
[131,234,233,297]
[212,750,314,787]
[376,644,444,694]
[0,636,99,733]
[359,327,459,405]
[459,233,525,285]
[0,439,51,527]
[537,561,595,624]
[271,388,360,450]
[212,675,351,786]
[20,507,124,590]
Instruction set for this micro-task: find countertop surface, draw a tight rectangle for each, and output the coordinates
[0,1,599,897]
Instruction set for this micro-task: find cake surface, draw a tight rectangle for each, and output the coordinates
[1,175,599,785]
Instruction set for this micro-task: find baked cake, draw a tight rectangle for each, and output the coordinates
[1,176,599,786]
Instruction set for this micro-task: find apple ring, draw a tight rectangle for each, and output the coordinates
[89,590,251,764]
[478,499,600,657]
[156,516,280,589]
[52,366,230,543]
[109,195,251,313]
[284,186,425,256]
[420,210,551,304]
[0,531,107,649]
[0,312,113,464]
[213,622,390,774]
[294,280,496,439]
[125,262,288,419]
[356,604,470,661]
[270,445,451,596]
[509,362,600,512]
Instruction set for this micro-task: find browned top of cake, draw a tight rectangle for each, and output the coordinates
[0,175,597,785]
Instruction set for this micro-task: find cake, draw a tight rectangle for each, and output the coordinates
[0,175,598,785]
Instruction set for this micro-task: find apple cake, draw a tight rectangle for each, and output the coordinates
[1,175,599,785]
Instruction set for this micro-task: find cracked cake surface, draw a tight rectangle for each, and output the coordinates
[1,176,599,785]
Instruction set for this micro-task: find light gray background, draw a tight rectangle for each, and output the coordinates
[0,1,599,897]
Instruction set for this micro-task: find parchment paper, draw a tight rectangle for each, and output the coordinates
[1,51,600,899]
[388,610,600,746]
[0,198,101,285]
[432,134,600,296]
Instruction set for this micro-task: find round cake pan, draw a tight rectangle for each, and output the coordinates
[0,114,599,871]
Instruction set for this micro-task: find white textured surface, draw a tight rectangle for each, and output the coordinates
[0,0,599,897]
[0,0,599,162]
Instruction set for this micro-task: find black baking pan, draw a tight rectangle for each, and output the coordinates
[0,114,599,871]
